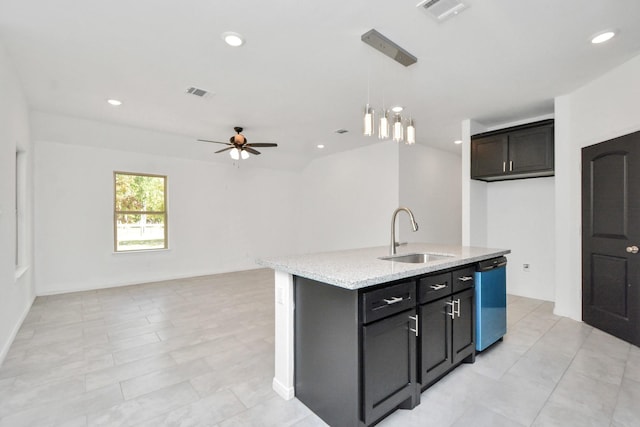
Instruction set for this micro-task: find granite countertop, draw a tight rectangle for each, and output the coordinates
[256,243,510,290]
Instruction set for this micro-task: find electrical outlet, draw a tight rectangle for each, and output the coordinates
[523,263,530,272]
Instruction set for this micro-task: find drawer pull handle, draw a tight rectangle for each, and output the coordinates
[383,296,403,305]
[445,301,456,318]
[455,299,461,317]
[458,276,473,282]
[409,315,419,336]
[430,283,447,290]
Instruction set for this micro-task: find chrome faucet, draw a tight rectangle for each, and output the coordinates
[390,207,419,255]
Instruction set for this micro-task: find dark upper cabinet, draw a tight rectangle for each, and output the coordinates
[471,119,554,181]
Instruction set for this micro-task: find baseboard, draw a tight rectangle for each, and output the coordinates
[0,295,35,366]
[36,266,268,296]
[273,377,295,400]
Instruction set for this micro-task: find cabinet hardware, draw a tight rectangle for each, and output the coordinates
[502,161,506,173]
[409,315,419,336]
[383,296,403,305]
[457,276,473,282]
[626,245,639,254]
[445,300,456,318]
[509,160,513,171]
[430,283,447,290]
[455,299,461,318]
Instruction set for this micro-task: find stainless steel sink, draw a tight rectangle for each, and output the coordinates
[378,253,454,263]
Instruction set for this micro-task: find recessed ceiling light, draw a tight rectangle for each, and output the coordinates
[317,144,325,149]
[107,99,122,106]
[454,140,462,145]
[391,106,403,113]
[222,32,245,47]
[591,31,616,44]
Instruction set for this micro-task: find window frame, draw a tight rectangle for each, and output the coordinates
[113,171,168,253]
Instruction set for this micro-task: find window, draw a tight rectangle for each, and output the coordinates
[114,172,167,252]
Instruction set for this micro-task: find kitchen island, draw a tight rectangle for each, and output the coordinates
[257,243,509,427]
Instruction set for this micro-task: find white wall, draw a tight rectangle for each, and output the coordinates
[487,178,555,300]
[399,143,461,245]
[298,142,399,253]
[554,53,640,320]
[461,120,490,247]
[0,42,35,363]
[33,113,300,294]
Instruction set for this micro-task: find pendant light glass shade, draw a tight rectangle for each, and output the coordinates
[240,150,250,160]
[230,148,240,160]
[406,119,416,145]
[363,104,375,136]
[378,110,390,140]
[392,114,403,142]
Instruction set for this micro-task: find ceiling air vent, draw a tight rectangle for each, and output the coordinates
[417,0,467,22]
[185,86,211,98]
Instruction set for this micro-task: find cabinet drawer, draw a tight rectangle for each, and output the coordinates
[362,281,416,324]
[452,267,475,293]
[419,273,452,304]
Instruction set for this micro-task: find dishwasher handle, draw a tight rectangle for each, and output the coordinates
[477,256,507,272]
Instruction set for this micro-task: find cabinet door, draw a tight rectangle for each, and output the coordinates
[471,134,508,178]
[508,125,554,174]
[419,298,452,387]
[362,309,417,425]
[451,289,475,365]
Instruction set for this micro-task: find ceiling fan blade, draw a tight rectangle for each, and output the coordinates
[244,147,261,155]
[215,147,234,154]
[246,143,278,147]
[198,139,231,145]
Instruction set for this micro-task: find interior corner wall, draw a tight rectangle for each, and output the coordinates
[486,177,556,300]
[297,142,400,254]
[398,143,461,245]
[554,53,640,320]
[462,119,488,247]
[0,42,35,364]
[32,113,300,294]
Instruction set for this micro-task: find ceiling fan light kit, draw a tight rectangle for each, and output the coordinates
[197,126,278,161]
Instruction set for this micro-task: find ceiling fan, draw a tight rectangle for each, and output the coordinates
[198,127,278,160]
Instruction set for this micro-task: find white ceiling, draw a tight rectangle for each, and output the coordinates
[1,0,640,167]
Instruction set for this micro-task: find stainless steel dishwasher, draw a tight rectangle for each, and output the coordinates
[474,256,507,351]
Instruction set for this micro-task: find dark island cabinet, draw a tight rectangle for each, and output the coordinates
[419,271,475,388]
[294,266,477,427]
[471,119,554,181]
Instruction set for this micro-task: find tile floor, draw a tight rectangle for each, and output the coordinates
[0,269,638,426]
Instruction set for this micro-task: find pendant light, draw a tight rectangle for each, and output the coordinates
[406,118,416,145]
[230,148,240,160]
[378,110,390,140]
[363,104,375,136]
[392,114,404,142]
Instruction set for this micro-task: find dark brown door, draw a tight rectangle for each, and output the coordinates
[471,134,508,178]
[419,298,452,387]
[451,289,475,364]
[582,131,640,346]
[509,125,554,174]
[362,309,417,425]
